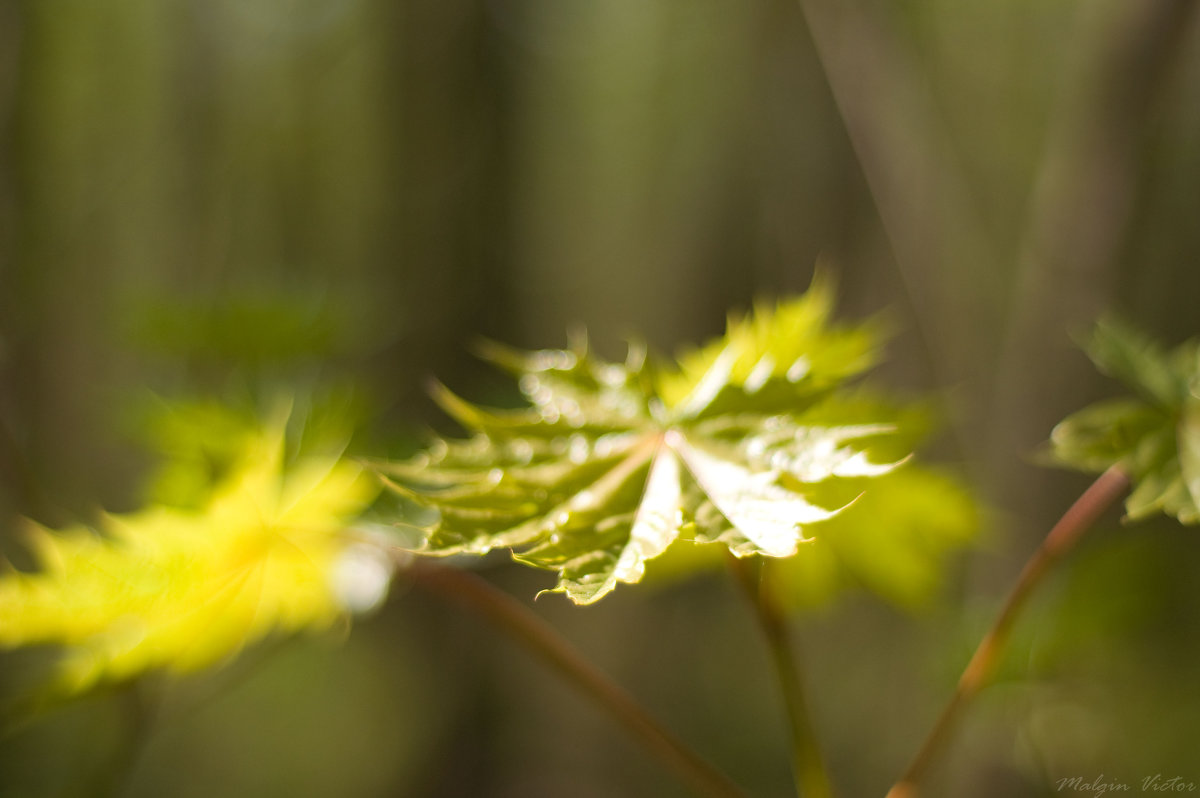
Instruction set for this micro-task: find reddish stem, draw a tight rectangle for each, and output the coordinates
[885,465,1130,798]
[408,559,747,798]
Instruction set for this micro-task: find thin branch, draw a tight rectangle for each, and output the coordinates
[406,558,747,798]
[789,0,1001,495]
[885,465,1130,798]
[726,554,832,798]
[793,0,1002,389]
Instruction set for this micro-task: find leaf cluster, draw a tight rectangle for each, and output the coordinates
[1050,318,1200,524]
[0,404,381,697]
[380,277,969,604]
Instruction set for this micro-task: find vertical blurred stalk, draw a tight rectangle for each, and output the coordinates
[990,0,1200,478]
[728,555,832,798]
[792,0,1003,446]
[0,2,26,526]
[9,0,175,515]
[384,0,506,388]
[508,0,757,352]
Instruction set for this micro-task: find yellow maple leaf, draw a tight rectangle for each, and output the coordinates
[0,416,381,694]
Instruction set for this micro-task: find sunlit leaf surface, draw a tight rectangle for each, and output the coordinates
[1050,318,1200,524]
[0,408,381,695]
[766,464,979,609]
[646,394,977,610]
[381,277,926,604]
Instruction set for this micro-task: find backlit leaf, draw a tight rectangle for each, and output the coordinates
[645,393,976,610]
[380,276,927,604]
[0,406,381,696]
[672,434,839,558]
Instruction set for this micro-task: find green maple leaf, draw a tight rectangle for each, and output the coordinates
[643,393,979,610]
[1049,318,1200,524]
[380,276,916,604]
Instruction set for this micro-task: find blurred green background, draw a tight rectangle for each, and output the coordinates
[2,0,1200,795]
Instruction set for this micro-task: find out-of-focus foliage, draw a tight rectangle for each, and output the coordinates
[0,404,382,697]
[381,278,974,605]
[130,289,359,367]
[131,399,271,511]
[4,0,1199,793]
[1050,319,1200,524]
[767,458,978,611]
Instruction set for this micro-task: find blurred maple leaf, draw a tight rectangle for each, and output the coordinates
[0,404,381,696]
